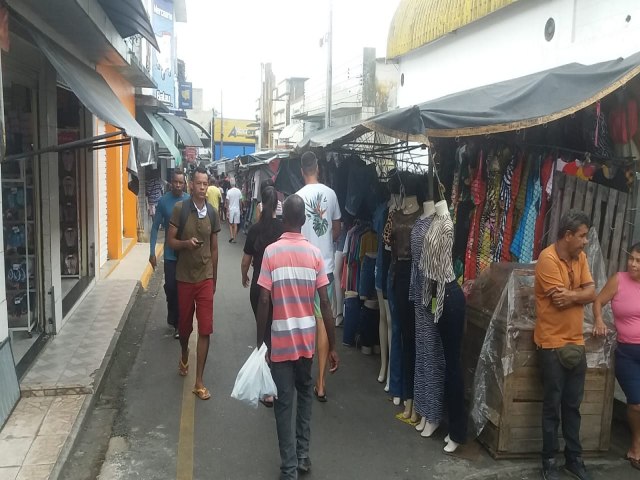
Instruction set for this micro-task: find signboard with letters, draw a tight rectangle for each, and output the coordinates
[151,0,175,107]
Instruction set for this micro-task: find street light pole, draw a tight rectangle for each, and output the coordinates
[220,90,224,160]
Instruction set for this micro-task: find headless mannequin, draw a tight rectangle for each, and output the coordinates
[420,200,435,220]
[402,195,419,215]
[420,200,462,453]
[380,193,402,395]
[399,195,420,420]
[415,200,437,433]
[416,199,448,437]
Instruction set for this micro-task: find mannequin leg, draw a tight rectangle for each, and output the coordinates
[386,270,403,403]
[376,288,388,383]
[333,251,345,326]
[384,299,392,392]
[403,399,413,419]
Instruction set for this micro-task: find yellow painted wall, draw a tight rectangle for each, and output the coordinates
[97,65,137,259]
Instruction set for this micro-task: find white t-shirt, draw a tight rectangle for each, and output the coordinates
[296,183,341,273]
[226,187,242,211]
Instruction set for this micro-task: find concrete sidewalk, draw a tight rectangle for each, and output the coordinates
[0,243,159,480]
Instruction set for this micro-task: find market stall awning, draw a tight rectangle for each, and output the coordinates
[144,111,183,166]
[278,123,303,142]
[98,0,159,51]
[296,122,369,150]
[364,51,640,139]
[32,30,153,144]
[156,113,204,147]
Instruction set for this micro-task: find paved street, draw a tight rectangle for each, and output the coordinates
[59,234,637,480]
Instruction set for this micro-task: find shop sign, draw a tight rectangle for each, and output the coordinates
[179,82,193,110]
[184,146,197,163]
[152,0,175,107]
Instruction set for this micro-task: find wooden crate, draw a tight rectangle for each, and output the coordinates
[463,266,615,459]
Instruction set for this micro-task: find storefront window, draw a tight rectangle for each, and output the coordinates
[57,87,92,314]
[2,80,41,364]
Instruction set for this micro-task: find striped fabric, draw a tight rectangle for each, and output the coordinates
[258,232,329,362]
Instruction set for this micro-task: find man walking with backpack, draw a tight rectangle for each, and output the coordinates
[167,167,221,400]
[149,169,189,339]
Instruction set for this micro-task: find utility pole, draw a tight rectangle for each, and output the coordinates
[324,0,333,129]
[220,91,224,160]
[211,108,216,162]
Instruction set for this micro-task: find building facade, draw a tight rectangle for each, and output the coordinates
[0,0,158,426]
[388,0,640,107]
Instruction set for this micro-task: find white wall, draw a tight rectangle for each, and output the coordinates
[95,120,108,267]
[397,0,640,107]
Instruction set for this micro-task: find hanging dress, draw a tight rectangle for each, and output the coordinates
[464,150,486,281]
[477,153,501,273]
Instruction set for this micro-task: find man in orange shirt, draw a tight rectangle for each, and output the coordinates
[534,210,596,480]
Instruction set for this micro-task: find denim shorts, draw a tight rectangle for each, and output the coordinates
[358,255,376,298]
[615,343,640,404]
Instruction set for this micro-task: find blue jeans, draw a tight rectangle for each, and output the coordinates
[539,347,586,461]
[358,256,376,298]
[394,260,415,401]
[438,282,467,443]
[163,260,178,328]
[271,358,314,480]
[387,262,403,398]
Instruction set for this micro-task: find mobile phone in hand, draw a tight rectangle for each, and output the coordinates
[195,240,204,246]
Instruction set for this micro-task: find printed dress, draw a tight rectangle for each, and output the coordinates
[410,215,445,422]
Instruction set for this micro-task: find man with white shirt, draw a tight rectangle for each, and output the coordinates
[226,180,242,243]
[296,151,341,402]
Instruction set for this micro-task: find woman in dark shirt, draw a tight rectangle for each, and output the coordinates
[241,186,284,342]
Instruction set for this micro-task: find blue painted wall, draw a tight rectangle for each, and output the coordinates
[215,143,255,160]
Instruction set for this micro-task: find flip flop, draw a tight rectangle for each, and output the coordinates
[178,357,189,376]
[626,455,640,470]
[313,386,327,403]
[192,387,211,400]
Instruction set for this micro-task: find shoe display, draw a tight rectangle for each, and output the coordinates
[564,457,591,480]
[542,458,559,480]
[297,457,311,473]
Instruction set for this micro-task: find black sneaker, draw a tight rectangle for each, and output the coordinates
[297,457,311,474]
[542,458,559,480]
[174,329,180,339]
[564,457,591,480]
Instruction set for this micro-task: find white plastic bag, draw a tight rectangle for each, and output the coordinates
[231,343,278,408]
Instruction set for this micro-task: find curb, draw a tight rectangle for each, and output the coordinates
[50,281,142,480]
[140,244,163,290]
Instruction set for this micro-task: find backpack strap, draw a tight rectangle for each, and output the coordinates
[176,200,191,241]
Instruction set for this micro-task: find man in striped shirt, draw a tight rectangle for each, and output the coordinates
[257,194,339,480]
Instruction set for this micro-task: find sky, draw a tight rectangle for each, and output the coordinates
[175,0,402,119]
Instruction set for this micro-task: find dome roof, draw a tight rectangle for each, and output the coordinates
[387,0,517,59]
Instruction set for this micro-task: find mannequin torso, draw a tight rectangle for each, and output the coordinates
[421,201,435,220]
[402,195,420,215]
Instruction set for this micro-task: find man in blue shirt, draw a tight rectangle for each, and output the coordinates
[149,169,190,338]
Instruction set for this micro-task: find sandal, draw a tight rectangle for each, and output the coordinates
[313,386,327,403]
[192,387,211,400]
[625,455,640,470]
[178,354,189,377]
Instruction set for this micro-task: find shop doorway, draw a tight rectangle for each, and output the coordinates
[2,75,43,365]
[57,87,94,316]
